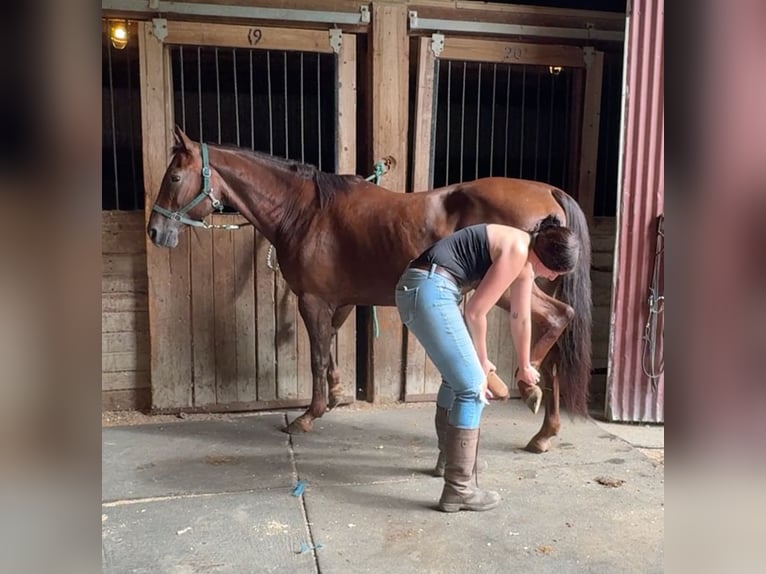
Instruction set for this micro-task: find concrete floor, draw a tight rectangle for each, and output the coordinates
[102,400,664,573]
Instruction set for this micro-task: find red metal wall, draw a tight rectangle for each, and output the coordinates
[607,0,664,422]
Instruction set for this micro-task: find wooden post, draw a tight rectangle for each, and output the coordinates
[139,22,193,409]
[368,2,409,402]
[578,47,604,222]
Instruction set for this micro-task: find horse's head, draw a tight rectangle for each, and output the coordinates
[147,126,225,248]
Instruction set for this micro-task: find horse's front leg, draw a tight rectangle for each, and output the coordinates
[284,294,334,434]
[327,305,354,410]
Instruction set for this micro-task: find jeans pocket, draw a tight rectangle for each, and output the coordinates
[395,286,419,326]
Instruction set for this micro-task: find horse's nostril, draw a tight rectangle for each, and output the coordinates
[148,227,157,242]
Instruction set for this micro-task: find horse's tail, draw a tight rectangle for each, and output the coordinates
[552,188,592,416]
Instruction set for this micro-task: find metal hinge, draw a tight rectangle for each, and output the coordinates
[360,5,370,24]
[152,18,168,42]
[583,46,595,68]
[408,10,419,29]
[329,29,342,54]
[431,33,444,57]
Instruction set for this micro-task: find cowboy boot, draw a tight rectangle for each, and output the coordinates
[433,406,448,477]
[438,425,501,512]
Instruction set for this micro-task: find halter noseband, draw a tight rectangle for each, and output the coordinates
[152,143,225,228]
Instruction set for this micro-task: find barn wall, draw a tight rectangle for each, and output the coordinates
[102,211,151,410]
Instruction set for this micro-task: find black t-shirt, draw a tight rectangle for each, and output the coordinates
[412,224,492,286]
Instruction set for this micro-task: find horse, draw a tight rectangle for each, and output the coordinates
[147,126,592,454]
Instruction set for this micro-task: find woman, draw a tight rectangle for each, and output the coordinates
[395,221,580,512]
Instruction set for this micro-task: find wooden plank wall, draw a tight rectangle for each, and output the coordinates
[590,216,616,401]
[102,211,151,410]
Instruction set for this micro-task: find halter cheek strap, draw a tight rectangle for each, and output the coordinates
[152,143,236,229]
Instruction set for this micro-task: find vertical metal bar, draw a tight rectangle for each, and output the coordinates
[430,59,440,188]
[562,71,571,187]
[125,42,138,209]
[489,64,496,177]
[300,52,305,163]
[233,49,240,146]
[533,69,541,180]
[504,66,510,177]
[283,51,289,158]
[197,47,203,141]
[316,54,322,170]
[249,50,254,149]
[445,61,451,184]
[459,61,466,183]
[547,72,555,183]
[179,46,186,130]
[267,52,273,154]
[474,64,481,179]
[107,43,120,209]
[519,65,526,178]
[215,47,221,143]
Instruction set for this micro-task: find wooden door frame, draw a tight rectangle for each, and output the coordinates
[406,35,603,401]
[139,20,357,411]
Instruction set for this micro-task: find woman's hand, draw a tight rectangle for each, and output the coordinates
[481,359,497,375]
[518,364,541,388]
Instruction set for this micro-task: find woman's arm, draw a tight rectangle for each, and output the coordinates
[464,238,527,373]
[508,264,540,387]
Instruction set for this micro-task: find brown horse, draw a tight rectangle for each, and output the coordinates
[147,126,592,453]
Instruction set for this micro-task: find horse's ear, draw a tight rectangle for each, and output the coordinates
[173,125,193,152]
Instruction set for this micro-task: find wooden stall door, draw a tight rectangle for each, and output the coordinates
[140,21,356,411]
[407,35,602,401]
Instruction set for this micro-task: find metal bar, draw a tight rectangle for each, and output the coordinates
[474,64,481,179]
[316,54,322,170]
[249,50,254,149]
[125,43,139,209]
[101,0,370,26]
[233,49,240,146]
[215,47,221,143]
[445,61,451,184]
[533,70,541,180]
[407,15,623,42]
[300,53,305,163]
[197,46,203,141]
[489,64,496,177]
[179,46,186,131]
[283,51,288,158]
[547,72,555,184]
[107,43,120,209]
[429,59,439,188]
[459,61,466,183]
[519,65,526,178]
[267,52,273,154]
[503,66,510,177]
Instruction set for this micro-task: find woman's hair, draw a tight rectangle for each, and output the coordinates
[529,217,580,273]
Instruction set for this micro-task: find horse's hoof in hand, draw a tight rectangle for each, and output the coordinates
[328,388,344,410]
[283,417,313,434]
[524,386,543,414]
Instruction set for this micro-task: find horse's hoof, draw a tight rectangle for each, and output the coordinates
[283,417,313,434]
[525,435,553,454]
[328,387,344,410]
[524,386,543,414]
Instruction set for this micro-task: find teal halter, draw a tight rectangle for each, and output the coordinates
[152,143,225,228]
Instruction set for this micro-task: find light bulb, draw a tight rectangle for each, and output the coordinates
[110,20,129,50]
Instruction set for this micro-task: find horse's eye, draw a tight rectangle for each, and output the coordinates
[170,174,181,183]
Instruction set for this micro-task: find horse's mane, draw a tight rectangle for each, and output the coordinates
[174,142,363,209]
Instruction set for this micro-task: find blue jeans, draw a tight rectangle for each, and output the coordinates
[395,266,486,429]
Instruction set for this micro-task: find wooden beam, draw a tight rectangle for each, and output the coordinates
[440,38,585,67]
[577,48,604,222]
[140,21,193,408]
[369,2,409,403]
[166,21,335,52]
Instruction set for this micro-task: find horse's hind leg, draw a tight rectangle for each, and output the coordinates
[327,305,354,410]
[284,294,333,434]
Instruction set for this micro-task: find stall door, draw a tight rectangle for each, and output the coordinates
[406,35,602,401]
[140,21,356,410]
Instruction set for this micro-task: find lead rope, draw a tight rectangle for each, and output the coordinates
[642,214,665,389]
